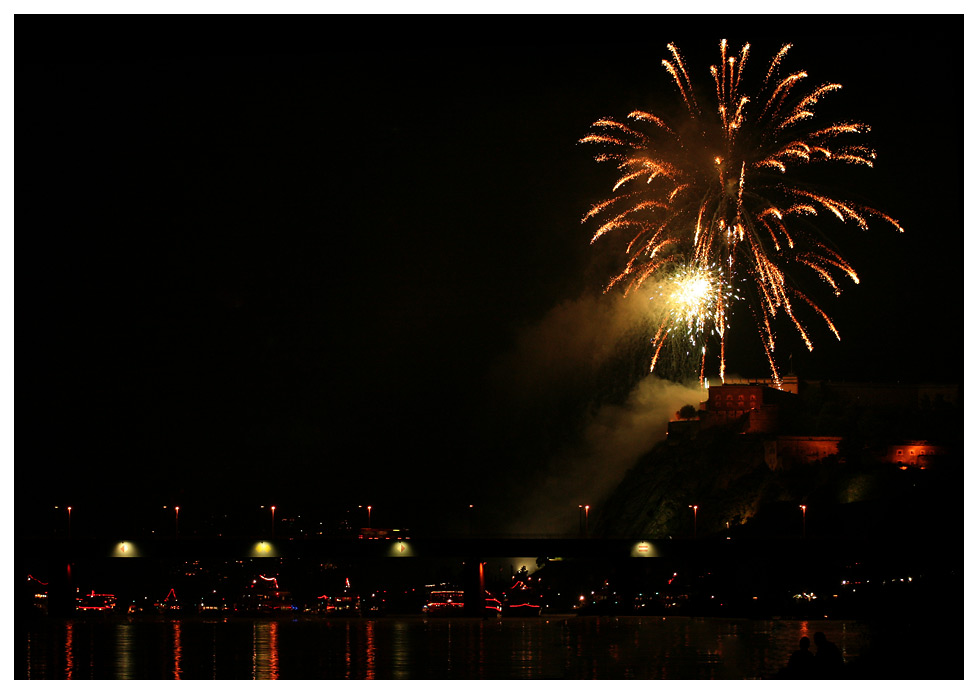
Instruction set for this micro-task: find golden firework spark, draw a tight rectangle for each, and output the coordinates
[581,40,902,386]
[647,263,739,383]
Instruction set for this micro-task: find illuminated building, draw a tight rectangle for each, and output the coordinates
[771,436,842,470]
[882,441,947,469]
[666,377,954,470]
[701,382,794,433]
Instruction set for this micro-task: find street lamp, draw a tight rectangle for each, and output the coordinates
[579,504,590,536]
[67,506,72,539]
[689,504,698,539]
[271,506,276,537]
[358,504,374,530]
[799,504,807,538]
[175,506,180,538]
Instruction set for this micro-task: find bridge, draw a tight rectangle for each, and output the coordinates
[18,532,925,570]
[19,534,673,561]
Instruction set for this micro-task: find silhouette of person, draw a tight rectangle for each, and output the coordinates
[784,636,815,678]
[813,631,844,678]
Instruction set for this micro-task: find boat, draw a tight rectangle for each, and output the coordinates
[308,593,361,616]
[75,591,117,612]
[423,589,465,616]
[502,579,543,616]
[155,588,183,614]
[423,589,501,617]
[503,601,542,617]
[235,575,298,614]
[198,591,231,614]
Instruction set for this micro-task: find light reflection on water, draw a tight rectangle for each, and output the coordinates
[364,619,375,679]
[391,620,410,679]
[64,621,73,679]
[252,620,279,680]
[18,616,870,679]
[114,622,134,679]
[173,622,182,680]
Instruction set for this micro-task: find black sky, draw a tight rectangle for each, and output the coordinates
[16,15,964,531]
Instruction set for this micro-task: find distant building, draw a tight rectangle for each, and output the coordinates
[882,441,947,469]
[665,376,954,470]
[700,382,794,433]
[805,381,959,410]
[772,435,841,470]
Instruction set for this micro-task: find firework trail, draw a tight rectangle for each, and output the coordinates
[581,40,902,386]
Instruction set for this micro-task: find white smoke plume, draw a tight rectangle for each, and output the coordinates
[489,290,652,406]
[484,290,704,535]
[505,374,704,535]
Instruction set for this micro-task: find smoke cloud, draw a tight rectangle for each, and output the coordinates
[489,290,652,406]
[483,290,704,535]
[504,374,703,534]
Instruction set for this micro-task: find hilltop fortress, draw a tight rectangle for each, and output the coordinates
[668,376,959,471]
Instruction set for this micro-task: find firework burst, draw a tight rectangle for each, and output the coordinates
[643,261,740,384]
[581,40,902,386]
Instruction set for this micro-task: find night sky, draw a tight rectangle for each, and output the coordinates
[16,15,964,534]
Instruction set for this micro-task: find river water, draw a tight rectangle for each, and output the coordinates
[17,615,869,679]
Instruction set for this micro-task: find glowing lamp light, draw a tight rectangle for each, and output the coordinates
[250,541,277,557]
[387,541,413,557]
[112,541,139,557]
[631,541,658,558]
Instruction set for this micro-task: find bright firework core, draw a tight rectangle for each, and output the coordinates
[669,268,714,325]
[647,264,736,381]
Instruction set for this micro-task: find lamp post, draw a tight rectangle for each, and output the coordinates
[578,504,590,536]
[689,504,698,539]
[358,504,373,531]
[67,506,72,539]
[799,504,807,539]
[175,506,180,538]
[271,506,276,538]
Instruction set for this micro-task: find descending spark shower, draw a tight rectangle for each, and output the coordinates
[581,40,902,386]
